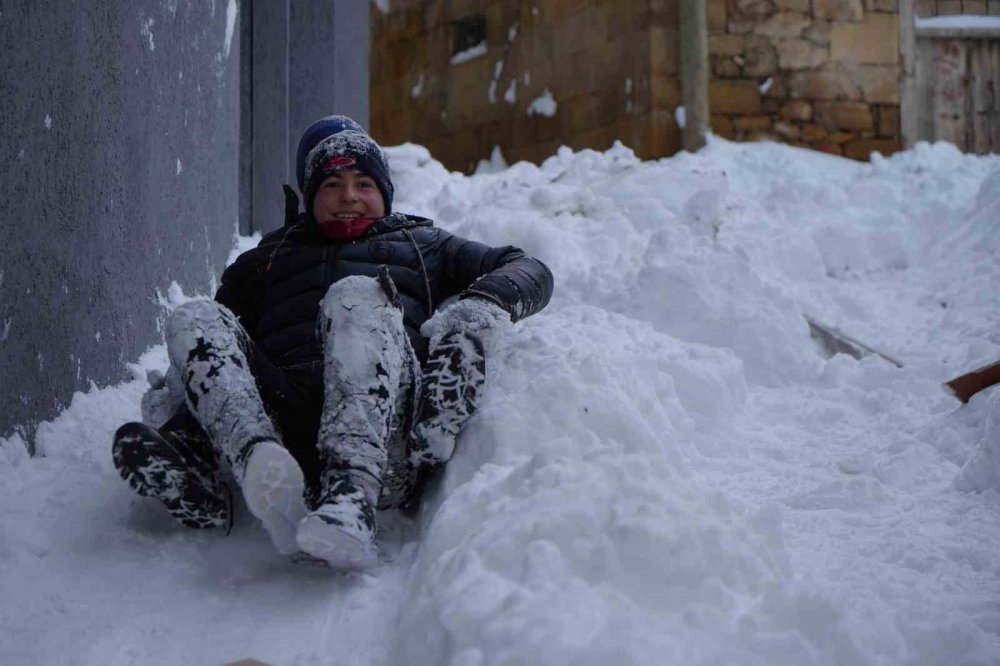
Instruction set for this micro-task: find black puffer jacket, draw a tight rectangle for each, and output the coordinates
[216,213,554,365]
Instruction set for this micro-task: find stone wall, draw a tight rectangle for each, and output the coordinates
[371,0,682,172]
[707,0,908,160]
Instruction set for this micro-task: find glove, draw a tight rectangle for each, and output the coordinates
[420,297,511,353]
[140,366,185,427]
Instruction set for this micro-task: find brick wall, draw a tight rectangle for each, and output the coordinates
[371,0,681,172]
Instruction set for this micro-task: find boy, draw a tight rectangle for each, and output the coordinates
[111,117,553,571]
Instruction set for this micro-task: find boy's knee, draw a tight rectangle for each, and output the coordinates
[165,300,230,365]
[319,276,387,321]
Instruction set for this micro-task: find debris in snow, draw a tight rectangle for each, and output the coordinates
[526,88,557,116]
[450,41,486,65]
[44,115,52,130]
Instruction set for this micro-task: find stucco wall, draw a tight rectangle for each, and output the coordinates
[0,0,241,447]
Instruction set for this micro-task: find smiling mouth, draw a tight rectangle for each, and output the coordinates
[332,213,364,219]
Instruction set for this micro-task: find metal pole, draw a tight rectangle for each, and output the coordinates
[679,0,708,152]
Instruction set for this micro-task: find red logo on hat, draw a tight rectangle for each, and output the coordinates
[321,155,356,171]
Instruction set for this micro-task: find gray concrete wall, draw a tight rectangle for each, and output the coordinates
[0,0,370,449]
[251,0,370,234]
[0,0,241,447]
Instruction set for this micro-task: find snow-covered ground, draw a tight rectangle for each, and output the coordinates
[2,137,1000,666]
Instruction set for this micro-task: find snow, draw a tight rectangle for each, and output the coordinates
[915,14,1000,30]
[3,137,1000,665]
[675,105,686,129]
[410,74,424,98]
[223,0,237,57]
[527,88,557,117]
[450,41,486,66]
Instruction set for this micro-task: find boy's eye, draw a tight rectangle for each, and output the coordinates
[358,180,374,188]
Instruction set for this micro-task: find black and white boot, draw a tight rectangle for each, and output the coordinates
[296,274,417,570]
[112,421,229,529]
[166,300,307,554]
[409,330,486,468]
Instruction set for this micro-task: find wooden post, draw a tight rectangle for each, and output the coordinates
[899,0,918,148]
[679,0,708,152]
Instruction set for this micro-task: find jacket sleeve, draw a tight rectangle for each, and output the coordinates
[214,246,268,335]
[431,228,554,322]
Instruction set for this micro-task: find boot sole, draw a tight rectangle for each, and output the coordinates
[241,441,307,555]
[296,514,379,572]
[113,422,228,529]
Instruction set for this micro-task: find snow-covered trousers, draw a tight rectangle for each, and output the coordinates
[315,274,421,509]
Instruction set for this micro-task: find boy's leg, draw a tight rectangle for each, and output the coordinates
[296,274,419,569]
[165,299,307,554]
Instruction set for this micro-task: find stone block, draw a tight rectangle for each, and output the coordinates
[814,142,844,155]
[856,64,900,104]
[787,66,859,100]
[762,97,783,113]
[814,0,864,21]
[710,34,746,56]
[914,0,935,16]
[736,0,777,17]
[827,131,857,143]
[744,35,778,76]
[728,12,756,34]
[774,0,811,11]
[988,0,1000,16]
[877,104,900,137]
[713,55,744,78]
[733,115,773,131]
[802,123,828,140]
[780,99,813,120]
[709,80,763,114]
[816,101,874,130]
[844,138,902,160]
[776,39,830,69]
[707,0,728,32]
[774,121,801,138]
[832,14,899,63]
[865,0,898,11]
[712,114,736,138]
[754,11,810,37]
[804,20,831,46]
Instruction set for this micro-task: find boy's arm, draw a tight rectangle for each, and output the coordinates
[434,231,554,322]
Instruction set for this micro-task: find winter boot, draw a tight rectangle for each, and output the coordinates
[112,421,229,529]
[409,330,486,468]
[296,476,379,571]
[296,274,416,569]
[166,300,307,554]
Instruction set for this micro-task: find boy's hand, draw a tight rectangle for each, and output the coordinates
[420,297,511,352]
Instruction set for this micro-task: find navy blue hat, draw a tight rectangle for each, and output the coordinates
[302,130,394,216]
[295,115,365,193]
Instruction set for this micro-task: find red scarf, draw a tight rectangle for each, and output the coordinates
[316,217,376,242]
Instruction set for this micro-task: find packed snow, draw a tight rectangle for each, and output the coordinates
[527,88,558,117]
[2,137,1000,666]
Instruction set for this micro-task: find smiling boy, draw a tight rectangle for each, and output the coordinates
[112,117,553,570]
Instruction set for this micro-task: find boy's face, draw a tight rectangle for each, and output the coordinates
[312,169,385,222]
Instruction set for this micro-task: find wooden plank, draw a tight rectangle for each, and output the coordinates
[945,360,1000,403]
[805,317,904,368]
[970,41,988,153]
[932,38,968,149]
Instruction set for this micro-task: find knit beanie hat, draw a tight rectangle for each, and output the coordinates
[302,130,394,216]
[295,115,365,193]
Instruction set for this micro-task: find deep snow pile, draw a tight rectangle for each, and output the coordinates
[2,138,999,666]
